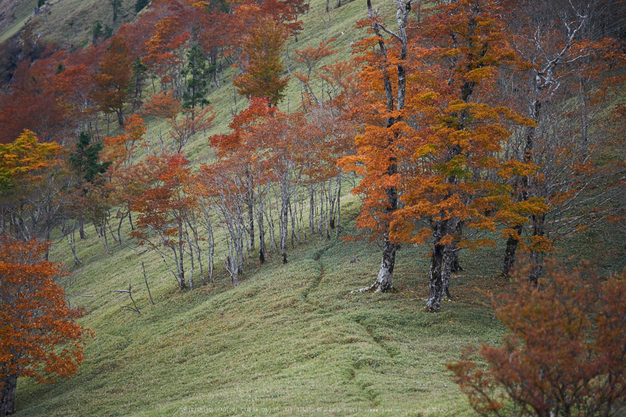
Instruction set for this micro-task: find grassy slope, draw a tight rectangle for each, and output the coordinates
[15,193,509,417]
[0,0,37,43]
[1,0,140,48]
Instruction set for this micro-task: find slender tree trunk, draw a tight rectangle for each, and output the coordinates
[503,224,523,277]
[0,373,18,417]
[245,170,255,250]
[529,213,546,283]
[309,183,316,235]
[258,196,267,264]
[67,229,82,265]
[280,197,289,264]
[177,220,185,289]
[503,100,540,276]
[79,212,85,239]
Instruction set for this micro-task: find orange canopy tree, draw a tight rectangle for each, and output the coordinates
[233,16,290,106]
[91,36,133,127]
[0,237,90,416]
[390,0,537,311]
[338,0,413,293]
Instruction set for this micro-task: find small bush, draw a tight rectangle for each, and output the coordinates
[448,261,626,416]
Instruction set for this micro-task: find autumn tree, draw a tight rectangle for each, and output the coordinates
[52,59,98,133]
[0,130,68,242]
[0,58,67,144]
[233,16,290,106]
[131,153,196,289]
[391,0,540,311]
[293,38,338,107]
[498,0,625,280]
[209,97,276,262]
[143,90,181,121]
[143,0,194,89]
[168,106,215,152]
[102,114,148,245]
[448,261,626,416]
[91,36,133,127]
[338,0,413,292]
[0,236,90,416]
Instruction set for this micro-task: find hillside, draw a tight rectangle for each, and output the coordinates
[1,0,137,47]
[14,193,512,416]
[2,0,625,415]
[0,0,36,43]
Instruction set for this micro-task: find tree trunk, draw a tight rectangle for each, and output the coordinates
[79,212,85,239]
[116,109,124,127]
[503,225,523,276]
[426,217,453,312]
[177,220,185,289]
[245,170,255,250]
[427,240,445,312]
[375,236,397,291]
[0,373,18,416]
[258,197,267,264]
[529,213,546,283]
[280,198,289,264]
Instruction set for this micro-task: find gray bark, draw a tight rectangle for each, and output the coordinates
[0,373,18,416]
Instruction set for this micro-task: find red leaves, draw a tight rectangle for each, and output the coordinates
[0,237,90,388]
[448,261,626,416]
[91,36,133,125]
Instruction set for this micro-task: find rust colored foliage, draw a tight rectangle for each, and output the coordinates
[0,58,67,144]
[448,261,626,417]
[131,153,194,289]
[233,17,290,106]
[143,90,182,121]
[91,36,133,127]
[0,237,90,416]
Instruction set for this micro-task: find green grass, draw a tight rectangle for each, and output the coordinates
[15,201,508,416]
[0,0,37,43]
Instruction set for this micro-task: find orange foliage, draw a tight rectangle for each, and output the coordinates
[0,237,91,415]
[233,17,290,105]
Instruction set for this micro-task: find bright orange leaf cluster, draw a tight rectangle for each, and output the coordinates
[0,236,90,416]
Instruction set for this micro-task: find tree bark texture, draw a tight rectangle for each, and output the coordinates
[0,373,18,416]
